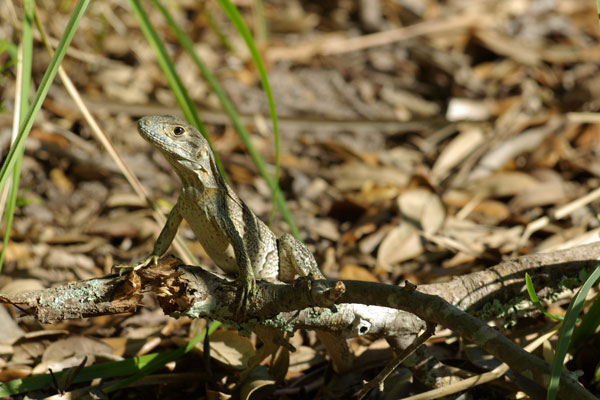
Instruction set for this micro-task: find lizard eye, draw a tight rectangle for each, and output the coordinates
[173,126,185,136]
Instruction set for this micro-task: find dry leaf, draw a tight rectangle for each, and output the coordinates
[209,330,255,370]
[431,126,485,182]
[377,221,423,269]
[32,336,112,374]
[470,172,539,198]
[288,345,323,374]
[446,98,494,121]
[49,168,74,193]
[397,189,446,233]
[509,181,572,210]
[0,279,44,294]
[469,118,562,181]
[239,366,276,400]
[331,162,411,190]
[339,264,379,282]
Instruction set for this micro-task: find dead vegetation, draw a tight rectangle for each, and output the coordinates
[1,0,600,398]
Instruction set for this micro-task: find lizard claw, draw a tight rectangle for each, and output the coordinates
[234,274,256,320]
[113,254,159,275]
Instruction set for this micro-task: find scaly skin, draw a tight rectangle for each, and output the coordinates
[135,115,324,317]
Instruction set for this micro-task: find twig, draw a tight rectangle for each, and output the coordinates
[402,326,559,400]
[519,185,600,246]
[356,322,436,400]
[320,14,483,56]
[339,280,594,400]
[267,14,485,62]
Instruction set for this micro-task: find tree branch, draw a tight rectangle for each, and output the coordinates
[2,242,599,400]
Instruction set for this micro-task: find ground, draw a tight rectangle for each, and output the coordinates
[1,0,600,398]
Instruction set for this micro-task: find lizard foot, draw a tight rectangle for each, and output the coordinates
[113,254,159,276]
[234,274,256,320]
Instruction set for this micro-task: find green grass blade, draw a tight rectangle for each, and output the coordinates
[0,40,18,68]
[103,321,220,392]
[0,350,179,396]
[203,8,234,53]
[252,0,268,47]
[0,322,221,396]
[128,0,227,177]
[0,351,170,396]
[525,273,563,321]
[0,353,162,396]
[570,294,600,350]
[215,0,286,232]
[547,265,600,400]
[149,0,299,237]
[215,0,279,171]
[0,0,89,192]
[0,0,34,271]
[18,3,33,129]
[0,158,20,273]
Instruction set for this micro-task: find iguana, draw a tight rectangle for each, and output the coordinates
[132,115,351,372]
[134,115,324,310]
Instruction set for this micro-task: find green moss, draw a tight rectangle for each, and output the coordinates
[179,295,217,319]
[262,315,294,333]
[477,299,505,320]
[475,267,593,325]
[39,278,112,309]
[475,298,531,327]
[559,275,583,292]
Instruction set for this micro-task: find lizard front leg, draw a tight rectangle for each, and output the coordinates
[232,245,256,319]
[117,201,183,273]
[218,215,256,319]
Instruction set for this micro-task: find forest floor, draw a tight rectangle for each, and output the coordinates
[1,0,600,398]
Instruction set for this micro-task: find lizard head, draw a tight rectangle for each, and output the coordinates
[137,115,220,188]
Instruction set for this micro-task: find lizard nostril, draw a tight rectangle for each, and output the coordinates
[144,120,151,126]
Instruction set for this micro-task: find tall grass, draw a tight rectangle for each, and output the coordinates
[0,0,292,392]
[0,0,89,271]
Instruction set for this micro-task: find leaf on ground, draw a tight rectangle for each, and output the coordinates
[339,264,379,282]
[397,188,446,234]
[431,125,485,182]
[209,330,255,370]
[377,221,423,269]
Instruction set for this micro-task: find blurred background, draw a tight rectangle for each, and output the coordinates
[1,0,599,398]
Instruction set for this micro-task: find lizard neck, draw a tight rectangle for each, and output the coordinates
[169,159,215,191]
[167,151,232,199]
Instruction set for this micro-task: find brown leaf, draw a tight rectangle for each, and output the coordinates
[431,126,485,182]
[209,330,255,370]
[339,264,379,282]
[397,189,446,233]
[377,221,423,269]
[470,172,539,198]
